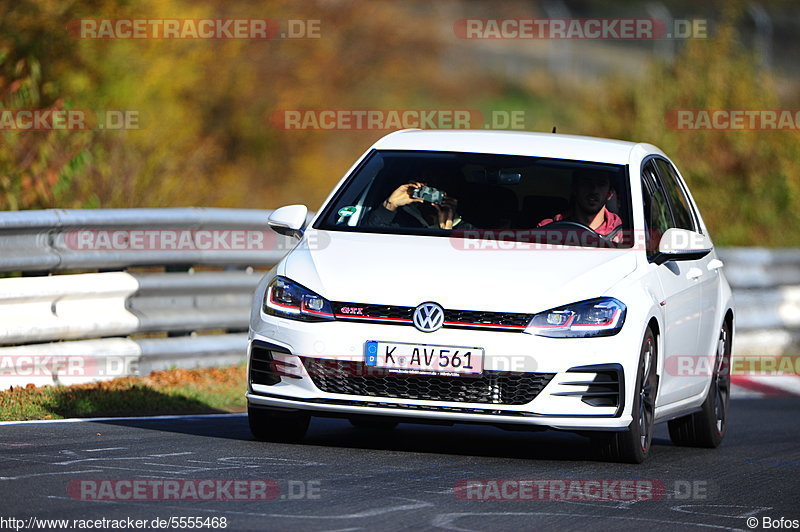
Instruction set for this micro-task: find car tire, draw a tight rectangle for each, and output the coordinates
[597,327,658,464]
[349,417,398,430]
[668,322,731,448]
[248,405,310,443]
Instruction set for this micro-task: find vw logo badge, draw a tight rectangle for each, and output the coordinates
[413,302,445,333]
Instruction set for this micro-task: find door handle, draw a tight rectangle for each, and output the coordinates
[707,259,724,271]
[686,267,703,280]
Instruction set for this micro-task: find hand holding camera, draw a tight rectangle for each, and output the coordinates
[384,181,447,211]
[411,185,446,205]
[383,182,425,211]
[382,181,456,229]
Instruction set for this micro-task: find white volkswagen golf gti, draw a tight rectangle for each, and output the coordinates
[246,130,734,463]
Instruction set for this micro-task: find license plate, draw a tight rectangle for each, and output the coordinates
[364,341,484,376]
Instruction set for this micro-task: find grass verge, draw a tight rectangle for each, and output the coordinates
[0,364,246,422]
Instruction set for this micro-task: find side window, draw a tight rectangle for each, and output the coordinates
[654,159,697,232]
[642,161,673,252]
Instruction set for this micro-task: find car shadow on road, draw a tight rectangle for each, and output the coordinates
[95,414,674,463]
[305,418,679,462]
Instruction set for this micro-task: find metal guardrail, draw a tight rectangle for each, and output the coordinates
[718,248,800,288]
[0,207,294,272]
[0,209,797,389]
[0,271,259,345]
[0,334,248,389]
[717,248,800,357]
[0,208,279,389]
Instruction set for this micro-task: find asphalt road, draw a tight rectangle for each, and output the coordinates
[1,398,798,532]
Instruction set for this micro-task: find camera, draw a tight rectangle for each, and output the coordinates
[411,185,445,205]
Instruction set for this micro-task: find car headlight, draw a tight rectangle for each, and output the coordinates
[526,297,626,338]
[264,276,335,322]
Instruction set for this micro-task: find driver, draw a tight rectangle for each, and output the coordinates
[537,169,622,241]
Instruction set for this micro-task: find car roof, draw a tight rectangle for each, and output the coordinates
[370,129,643,165]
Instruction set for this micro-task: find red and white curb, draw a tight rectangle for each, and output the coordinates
[731,375,800,398]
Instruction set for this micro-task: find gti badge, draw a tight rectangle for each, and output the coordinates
[413,302,445,333]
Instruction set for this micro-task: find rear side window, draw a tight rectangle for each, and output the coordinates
[654,159,697,232]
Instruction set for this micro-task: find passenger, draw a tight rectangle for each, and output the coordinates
[368,179,473,230]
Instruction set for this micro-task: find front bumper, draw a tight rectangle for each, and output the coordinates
[247,312,642,431]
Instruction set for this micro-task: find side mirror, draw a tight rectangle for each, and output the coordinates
[652,228,712,265]
[268,205,308,239]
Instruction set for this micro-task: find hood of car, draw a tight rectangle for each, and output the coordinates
[282,230,638,314]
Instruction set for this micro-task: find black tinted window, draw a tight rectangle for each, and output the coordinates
[654,159,697,231]
[642,161,672,236]
[642,161,672,254]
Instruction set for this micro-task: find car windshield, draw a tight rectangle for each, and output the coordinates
[314,150,633,248]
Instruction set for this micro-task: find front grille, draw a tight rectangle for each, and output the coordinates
[445,309,532,328]
[331,302,532,332]
[302,358,554,405]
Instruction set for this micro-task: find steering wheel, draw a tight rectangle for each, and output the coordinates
[542,220,599,235]
[542,220,621,245]
[603,225,623,242]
